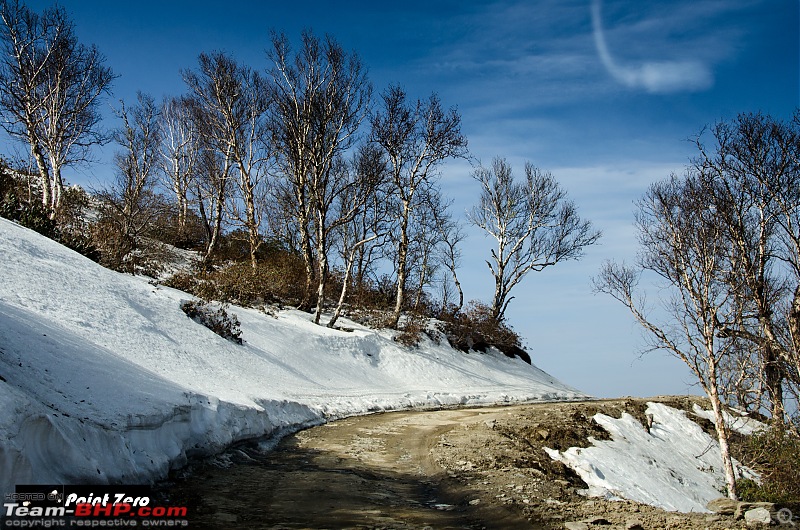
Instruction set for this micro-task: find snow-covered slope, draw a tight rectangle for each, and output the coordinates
[0,218,584,496]
[545,402,758,513]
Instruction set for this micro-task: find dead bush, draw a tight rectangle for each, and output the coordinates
[440,301,529,363]
[181,300,242,344]
[393,313,427,347]
[163,249,306,308]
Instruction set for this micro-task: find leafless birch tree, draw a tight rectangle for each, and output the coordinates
[370,85,467,328]
[267,30,372,315]
[694,112,800,420]
[594,171,741,500]
[193,145,230,264]
[95,92,161,269]
[158,95,198,241]
[184,52,271,269]
[469,157,600,322]
[0,0,114,216]
[434,209,466,315]
[328,145,390,328]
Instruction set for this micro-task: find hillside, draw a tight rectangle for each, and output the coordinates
[0,217,584,497]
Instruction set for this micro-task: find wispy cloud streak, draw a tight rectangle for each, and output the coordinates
[591,0,713,93]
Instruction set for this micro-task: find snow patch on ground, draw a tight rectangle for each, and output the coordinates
[545,402,758,513]
[691,403,767,435]
[0,218,585,496]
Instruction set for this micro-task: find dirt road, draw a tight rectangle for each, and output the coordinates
[155,399,750,529]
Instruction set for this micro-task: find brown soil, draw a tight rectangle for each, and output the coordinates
[154,397,757,529]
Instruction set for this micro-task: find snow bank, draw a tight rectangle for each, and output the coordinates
[545,402,758,513]
[691,403,767,435]
[0,218,585,496]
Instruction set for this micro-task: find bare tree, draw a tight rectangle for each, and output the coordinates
[158,95,199,241]
[193,144,230,264]
[328,145,390,328]
[694,112,800,420]
[0,0,114,216]
[407,187,450,313]
[434,208,466,315]
[184,52,271,269]
[95,92,161,269]
[469,157,600,322]
[594,171,741,500]
[310,151,382,325]
[334,147,392,311]
[371,84,467,328]
[267,29,372,315]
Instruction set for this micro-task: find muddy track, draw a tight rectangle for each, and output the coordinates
[154,398,750,529]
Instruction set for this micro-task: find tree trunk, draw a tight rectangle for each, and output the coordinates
[299,231,315,312]
[391,211,410,329]
[29,133,51,211]
[204,187,225,264]
[329,249,356,329]
[196,184,212,247]
[755,305,786,421]
[246,189,259,270]
[414,248,430,312]
[491,263,505,321]
[297,191,315,312]
[763,346,785,422]
[708,361,738,500]
[313,231,328,325]
[50,161,63,217]
[178,193,188,240]
[453,273,464,313]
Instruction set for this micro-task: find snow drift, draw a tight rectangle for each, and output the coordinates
[0,218,584,496]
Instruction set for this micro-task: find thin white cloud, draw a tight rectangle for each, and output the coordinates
[591,0,713,93]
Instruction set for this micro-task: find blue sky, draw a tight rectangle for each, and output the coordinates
[17,0,800,397]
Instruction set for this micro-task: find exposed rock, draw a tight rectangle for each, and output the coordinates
[538,429,551,440]
[706,497,738,515]
[744,507,772,526]
[625,519,646,530]
[736,502,776,521]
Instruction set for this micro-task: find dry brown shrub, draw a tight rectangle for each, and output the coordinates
[439,300,528,362]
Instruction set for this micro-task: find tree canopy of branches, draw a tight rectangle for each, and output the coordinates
[95,92,162,270]
[470,157,600,322]
[0,0,114,217]
[183,51,271,269]
[594,111,800,499]
[370,84,467,329]
[268,30,372,317]
[691,112,800,420]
